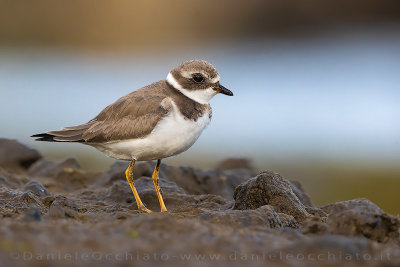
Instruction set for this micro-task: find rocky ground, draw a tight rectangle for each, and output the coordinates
[0,138,399,267]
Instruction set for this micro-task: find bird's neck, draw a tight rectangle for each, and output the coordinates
[166,72,216,105]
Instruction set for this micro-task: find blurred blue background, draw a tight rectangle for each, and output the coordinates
[0,0,399,212]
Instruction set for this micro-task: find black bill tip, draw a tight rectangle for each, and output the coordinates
[214,83,233,96]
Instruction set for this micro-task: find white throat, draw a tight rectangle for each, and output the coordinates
[166,72,217,104]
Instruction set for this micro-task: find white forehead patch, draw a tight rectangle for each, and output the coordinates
[166,72,218,104]
[210,75,220,84]
[181,70,207,79]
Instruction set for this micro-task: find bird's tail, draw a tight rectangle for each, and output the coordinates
[31,123,92,142]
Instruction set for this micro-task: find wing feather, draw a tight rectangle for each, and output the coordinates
[32,81,171,143]
[83,81,170,143]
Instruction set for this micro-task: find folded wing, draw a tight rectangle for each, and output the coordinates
[32,81,170,143]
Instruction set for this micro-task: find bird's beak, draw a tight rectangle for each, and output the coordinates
[213,83,233,96]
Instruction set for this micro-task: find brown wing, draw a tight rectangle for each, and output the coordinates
[32,81,170,143]
[32,122,94,142]
[82,81,169,143]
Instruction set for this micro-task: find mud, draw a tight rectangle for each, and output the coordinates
[0,138,399,266]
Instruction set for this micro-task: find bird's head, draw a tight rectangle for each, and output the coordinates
[166,60,233,104]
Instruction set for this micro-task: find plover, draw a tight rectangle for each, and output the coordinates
[32,60,233,213]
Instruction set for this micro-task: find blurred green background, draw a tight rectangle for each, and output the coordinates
[0,0,399,214]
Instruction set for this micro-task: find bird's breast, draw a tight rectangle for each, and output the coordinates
[94,101,211,161]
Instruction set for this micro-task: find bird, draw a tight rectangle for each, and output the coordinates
[32,60,233,213]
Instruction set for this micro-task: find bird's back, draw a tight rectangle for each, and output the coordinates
[32,80,171,143]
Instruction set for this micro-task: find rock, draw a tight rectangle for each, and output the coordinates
[136,177,187,211]
[0,154,399,267]
[301,216,329,234]
[144,161,253,199]
[28,158,93,191]
[23,180,48,197]
[23,205,42,222]
[233,170,311,222]
[164,166,253,200]
[290,180,314,207]
[200,205,298,229]
[281,235,376,264]
[28,157,80,177]
[95,161,253,200]
[322,198,400,243]
[94,161,129,186]
[103,177,187,211]
[46,196,79,219]
[0,138,42,169]
[0,190,47,217]
[216,158,254,171]
[0,170,24,189]
[0,174,14,188]
[306,206,327,218]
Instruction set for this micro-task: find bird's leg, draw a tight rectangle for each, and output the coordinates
[125,160,152,213]
[152,159,167,212]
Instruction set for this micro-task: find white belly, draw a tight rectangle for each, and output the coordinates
[91,103,211,161]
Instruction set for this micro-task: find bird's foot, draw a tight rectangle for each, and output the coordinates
[138,205,152,213]
[160,206,168,212]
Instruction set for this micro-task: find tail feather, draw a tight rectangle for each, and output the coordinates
[31,123,93,142]
[48,129,86,138]
[31,133,59,142]
[31,132,85,142]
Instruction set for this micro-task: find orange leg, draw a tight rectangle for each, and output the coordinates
[152,159,167,212]
[125,160,152,213]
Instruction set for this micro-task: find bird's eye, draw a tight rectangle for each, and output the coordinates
[192,73,204,83]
